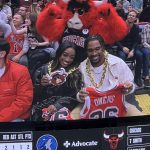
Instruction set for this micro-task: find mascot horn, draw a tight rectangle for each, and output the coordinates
[36,0,128,64]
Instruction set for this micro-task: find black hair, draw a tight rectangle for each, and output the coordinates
[84,35,105,50]
[52,41,78,71]
[0,38,10,57]
[51,41,82,91]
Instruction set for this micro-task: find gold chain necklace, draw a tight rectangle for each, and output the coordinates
[86,51,108,88]
[48,61,77,75]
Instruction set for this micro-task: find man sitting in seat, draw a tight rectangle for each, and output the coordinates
[116,10,143,87]
[139,22,150,87]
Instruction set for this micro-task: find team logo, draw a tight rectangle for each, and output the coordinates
[103,130,124,150]
[36,134,58,150]
[48,68,68,86]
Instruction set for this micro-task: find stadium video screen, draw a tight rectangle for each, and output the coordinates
[0,1,150,150]
[0,0,149,123]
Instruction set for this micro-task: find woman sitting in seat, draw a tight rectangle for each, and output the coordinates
[32,41,83,121]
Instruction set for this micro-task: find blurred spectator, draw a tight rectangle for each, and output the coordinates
[127,4,134,13]
[116,10,143,87]
[130,0,143,13]
[0,0,12,15]
[139,23,150,87]
[123,4,134,19]
[117,0,130,14]
[9,13,57,77]
[29,2,41,15]
[0,38,33,122]
[0,13,29,66]
[116,0,126,20]
[0,0,12,23]
[108,0,117,7]
[0,9,7,23]
[37,0,45,10]
[18,5,28,21]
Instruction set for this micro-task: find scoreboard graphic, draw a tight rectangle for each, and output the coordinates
[127,124,150,150]
[0,124,150,150]
[0,131,32,150]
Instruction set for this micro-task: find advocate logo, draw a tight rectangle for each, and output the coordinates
[63,140,98,148]
[36,134,58,150]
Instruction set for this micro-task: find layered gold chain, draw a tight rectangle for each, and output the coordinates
[48,61,77,75]
[86,51,108,88]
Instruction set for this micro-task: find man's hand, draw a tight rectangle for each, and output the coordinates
[123,47,130,54]
[78,89,89,102]
[122,82,133,94]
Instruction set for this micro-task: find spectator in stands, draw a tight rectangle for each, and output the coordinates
[140,23,150,87]
[108,0,117,7]
[0,38,33,122]
[0,0,12,16]
[117,0,130,14]
[0,13,28,66]
[37,0,45,10]
[123,4,134,19]
[32,41,82,121]
[8,13,57,77]
[29,2,41,15]
[17,5,28,22]
[116,10,143,87]
[0,0,12,23]
[127,4,134,13]
[115,0,126,20]
[130,0,143,13]
[76,35,144,119]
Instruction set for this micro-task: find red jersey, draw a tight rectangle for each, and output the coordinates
[49,107,72,121]
[6,32,25,55]
[80,85,127,119]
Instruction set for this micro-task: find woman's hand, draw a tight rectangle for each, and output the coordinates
[41,74,50,86]
[47,105,57,113]
[78,89,89,102]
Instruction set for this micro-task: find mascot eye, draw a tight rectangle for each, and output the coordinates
[78,9,85,15]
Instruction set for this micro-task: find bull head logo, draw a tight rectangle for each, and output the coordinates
[103,130,124,150]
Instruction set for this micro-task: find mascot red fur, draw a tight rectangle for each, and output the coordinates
[36,0,128,63]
